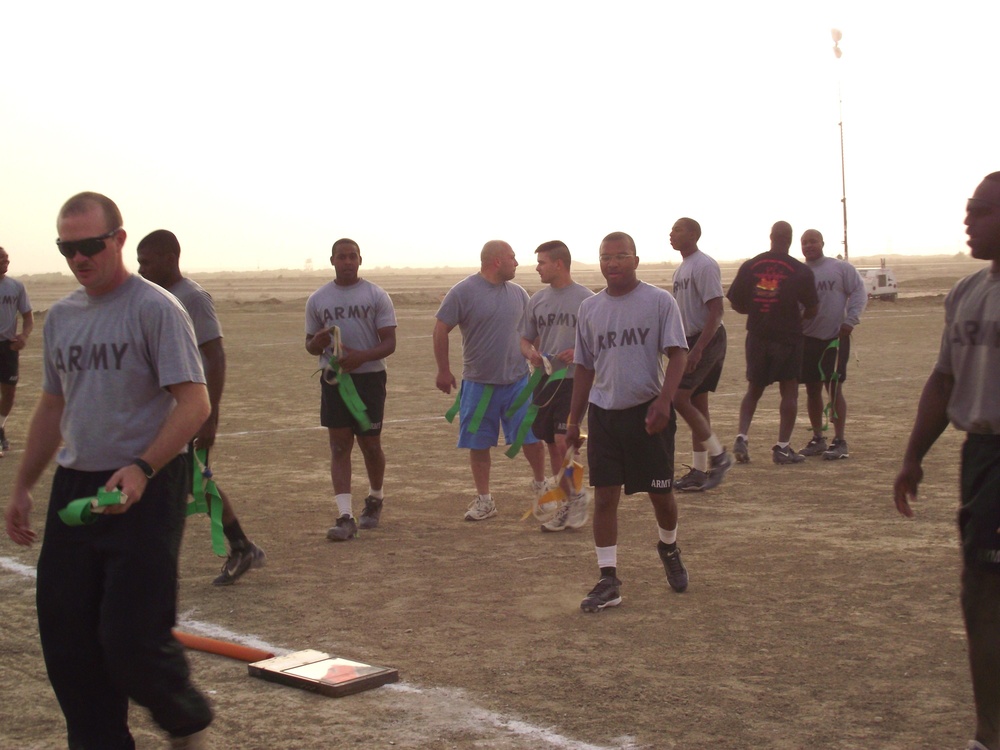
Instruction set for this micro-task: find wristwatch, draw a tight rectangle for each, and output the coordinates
[132,458,155,479]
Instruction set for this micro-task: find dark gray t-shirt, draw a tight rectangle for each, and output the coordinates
[436,274,530,385]
[521,281,595,380]
[575,282,688,410]
[42,275,205,471]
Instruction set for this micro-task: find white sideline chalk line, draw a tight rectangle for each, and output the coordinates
[0,557,635,750]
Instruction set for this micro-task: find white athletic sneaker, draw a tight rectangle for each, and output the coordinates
[541,491,589,532]
[532,478,559,522]
[565,490,589,528]
[464,495,498,521]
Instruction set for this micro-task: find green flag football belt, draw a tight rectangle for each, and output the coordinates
[818,337,843,433]
[444,357,568,458]
[188,448,227,556]
[317,325,372,432]
[58,487,126,526]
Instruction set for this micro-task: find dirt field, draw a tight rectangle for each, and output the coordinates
[0,254,986,749]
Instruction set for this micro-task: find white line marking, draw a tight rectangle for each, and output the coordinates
[0,555,37,578]
[1,557,637,749]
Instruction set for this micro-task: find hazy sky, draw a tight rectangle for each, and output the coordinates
[3,1,999,275]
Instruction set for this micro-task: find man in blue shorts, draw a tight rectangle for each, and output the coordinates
[520,240,595,531]
[307,238,397,540]
[726,221,818,464]
[668,218,734,491]
[434,240,548,521]
[797,229,867,460]
[566,232,689,612]
[0,246,34,457]
[893,172,1000,750]
[137,230,267,584]
[4,192,212,748]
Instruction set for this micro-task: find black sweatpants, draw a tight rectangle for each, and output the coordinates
[36,455,212,749]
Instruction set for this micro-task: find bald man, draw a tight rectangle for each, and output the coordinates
[797,229,867,460]
[726,221,818,464]
[434,241,547,521]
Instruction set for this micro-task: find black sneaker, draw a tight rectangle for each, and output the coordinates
[212,542,266,586]
[0,427,8,456]
[674,467,709,492]
[581,576,622,612]
[799,435,828,456]
[733,436,750,463]
[772,444,806,464]
[326,514,358,541]
[358,496,383,530]
[823,438,849,460]
[701,450,735,490]
[658,544,689,592]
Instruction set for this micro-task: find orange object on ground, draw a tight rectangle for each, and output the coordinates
[173,630,275,662]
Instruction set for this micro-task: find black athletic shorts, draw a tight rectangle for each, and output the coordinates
[587,399,675,495]
[800,335,850,384]
[959,433,1000,571]
[321,370,386,435]
[531,375,573,443]
[0,341,19,385]
[744,331,803,387]
[678,327,727,396]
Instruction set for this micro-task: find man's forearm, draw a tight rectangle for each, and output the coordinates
[902,369,953,465]
[13,393,64,494]
[142,382,211,471]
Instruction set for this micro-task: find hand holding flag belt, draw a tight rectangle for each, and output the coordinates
[316,325,372,432]
[58,488,126,526]
[504,356,568,458]
[187,448,227,556]
[817,337,843,433]
[521,442,585,522]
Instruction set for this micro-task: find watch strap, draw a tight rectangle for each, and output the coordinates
[132,458,155,479]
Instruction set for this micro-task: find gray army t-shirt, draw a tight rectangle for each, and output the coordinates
[168,277,222,346]
[521,281,595,380]
[671,249,723,337]
[305,278,397,374]
[42,275,205,471]
[575,282,688,410]
[436,274,530,385]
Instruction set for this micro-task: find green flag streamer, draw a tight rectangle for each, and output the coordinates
[58,488,125,526]
[188,449,227,557]
[317,325,372,432]
[504,362,568,458]
[444,383,495,434]
[817,337,842,432]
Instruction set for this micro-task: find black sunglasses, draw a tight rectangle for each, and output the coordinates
[55,227,122,259]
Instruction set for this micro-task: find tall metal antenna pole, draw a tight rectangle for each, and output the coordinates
[833,29,848,260]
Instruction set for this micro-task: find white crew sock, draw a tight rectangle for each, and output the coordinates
[335,493,353,517]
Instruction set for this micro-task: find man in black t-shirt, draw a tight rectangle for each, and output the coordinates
[726,221,818,464]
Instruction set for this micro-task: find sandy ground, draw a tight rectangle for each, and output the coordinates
[0,255,985,749]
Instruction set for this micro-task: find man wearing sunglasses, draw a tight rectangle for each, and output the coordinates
[894,173,1000,750]
[0,246,34,457]
[4,193,213,749]
[137,229,266,585]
